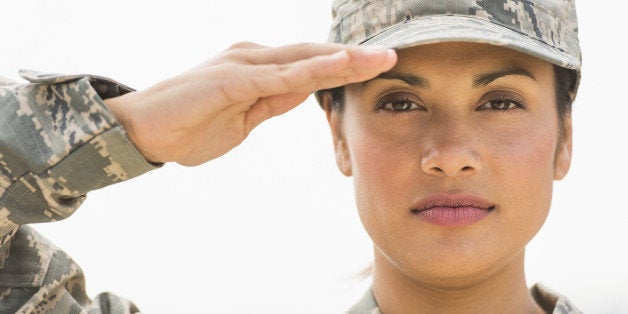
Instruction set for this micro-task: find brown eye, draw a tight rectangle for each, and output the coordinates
[376,93,425,112]
[478,99,520,110]
[477,91,526,111]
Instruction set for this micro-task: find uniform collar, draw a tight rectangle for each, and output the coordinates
[347,283,582,314]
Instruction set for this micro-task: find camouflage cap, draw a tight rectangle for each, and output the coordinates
[327,0,581,73]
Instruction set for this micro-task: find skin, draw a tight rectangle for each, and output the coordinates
[105,42,397,166]
[323,42,572,313]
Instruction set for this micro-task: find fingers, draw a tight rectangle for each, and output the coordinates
[242,48,397,130]
[239,47,397,98]
[210,46,396,106]
[224,42,350,65]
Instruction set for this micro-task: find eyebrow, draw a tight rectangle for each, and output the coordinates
[360,67,536,89]
[472,67,536,87]
[361,72,429,88]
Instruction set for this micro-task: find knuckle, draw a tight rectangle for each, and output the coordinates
[219,42,266,64]
[228,41,257,50]
[217,49,246,63]
[216,42,255,61]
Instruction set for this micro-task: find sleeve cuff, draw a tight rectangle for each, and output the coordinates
[0,71,160,229]
[51,125,159,193]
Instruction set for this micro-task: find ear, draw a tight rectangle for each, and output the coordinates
[322,93,352,177]
[554,115,572,180]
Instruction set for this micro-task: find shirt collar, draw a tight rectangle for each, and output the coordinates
[347,283,582,314]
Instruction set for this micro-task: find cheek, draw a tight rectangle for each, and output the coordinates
[487,120,558,233]
[491,126,557,180]
[345,121,423,234]
[351,131,419,188]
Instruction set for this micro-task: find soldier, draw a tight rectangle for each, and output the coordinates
[0,0,581,313]
[319,0,581,312]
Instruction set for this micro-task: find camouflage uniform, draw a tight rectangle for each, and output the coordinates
[347,284,583,313]
[0,70,156,313]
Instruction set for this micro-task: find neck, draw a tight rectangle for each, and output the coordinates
[371,249,543,314]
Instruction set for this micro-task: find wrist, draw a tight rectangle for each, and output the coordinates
[104,93,161,163]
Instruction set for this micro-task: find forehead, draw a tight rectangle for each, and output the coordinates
[344,42,555,97]
[393,42,548,72]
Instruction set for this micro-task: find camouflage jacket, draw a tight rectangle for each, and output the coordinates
[0,71,156,313]
[348,283,583,314]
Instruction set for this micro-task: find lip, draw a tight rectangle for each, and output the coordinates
[410,194,496,228]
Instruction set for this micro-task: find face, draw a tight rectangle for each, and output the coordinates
[325,42,572,288]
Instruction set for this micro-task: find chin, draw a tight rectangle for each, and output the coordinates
[374,235,526,290]
[412,259,509,289]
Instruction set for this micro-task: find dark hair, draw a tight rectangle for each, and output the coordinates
[319,65,578,125]
[553,65,578,121]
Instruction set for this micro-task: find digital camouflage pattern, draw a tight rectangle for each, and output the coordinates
[0,72,156,313]
[327,0,581,80]
[347,284,583,314]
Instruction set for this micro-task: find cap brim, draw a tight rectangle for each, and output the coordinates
[360,15,581,70]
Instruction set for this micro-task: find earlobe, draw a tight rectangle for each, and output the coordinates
[335,138,352,176]
[322,92,352,177]
[554,116,573,180]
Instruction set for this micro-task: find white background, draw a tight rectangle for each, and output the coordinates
[1,1,627,313]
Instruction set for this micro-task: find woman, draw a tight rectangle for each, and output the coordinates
[316,0,581,313]
[0,0,581,313]
[322,42,578,313]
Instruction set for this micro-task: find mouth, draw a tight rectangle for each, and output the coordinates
[410,194,496,228]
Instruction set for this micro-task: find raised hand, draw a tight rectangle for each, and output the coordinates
[105,42,397,166]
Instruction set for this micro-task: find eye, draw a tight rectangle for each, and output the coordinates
[476,91,526,111]
[376,93,425,113]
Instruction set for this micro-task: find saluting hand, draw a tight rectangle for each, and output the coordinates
[105,42,397,166]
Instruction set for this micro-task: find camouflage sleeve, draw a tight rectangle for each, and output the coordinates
[0,225,142,313]
[0,70,158,247]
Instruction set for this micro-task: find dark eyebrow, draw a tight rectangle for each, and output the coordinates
[473,67,536,87]
[361,72,429,88]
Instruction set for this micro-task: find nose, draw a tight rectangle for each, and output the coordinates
[420,125,483,177]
